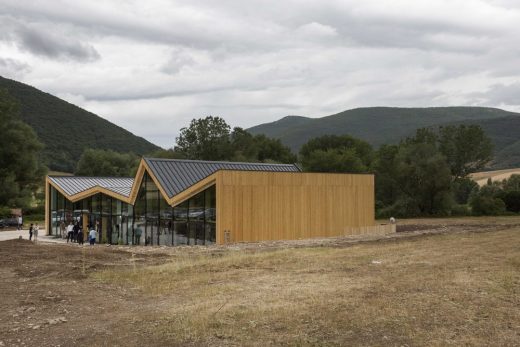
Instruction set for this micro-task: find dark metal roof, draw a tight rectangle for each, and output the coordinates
[48,176,134,197]
[144,158,301,198]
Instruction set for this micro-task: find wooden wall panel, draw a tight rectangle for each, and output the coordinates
[216,171,375,244]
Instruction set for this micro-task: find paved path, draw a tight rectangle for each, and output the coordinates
[0,229,65,243]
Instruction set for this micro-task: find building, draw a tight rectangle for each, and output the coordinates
[45,158,375,245]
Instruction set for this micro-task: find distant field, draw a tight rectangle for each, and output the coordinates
[470,168,520,186]
[1,217,518,346]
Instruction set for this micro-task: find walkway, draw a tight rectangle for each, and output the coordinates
[0,228,65,243]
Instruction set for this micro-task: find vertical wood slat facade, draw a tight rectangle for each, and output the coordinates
[216,171,374,243]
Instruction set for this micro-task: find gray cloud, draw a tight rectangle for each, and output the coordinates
[1,0,520,147]
[473,82,520,106]
[0,57,31,78]
[0,16,99,61]
[16,25,99,61]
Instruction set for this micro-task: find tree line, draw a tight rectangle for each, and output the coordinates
[1,91,519,219]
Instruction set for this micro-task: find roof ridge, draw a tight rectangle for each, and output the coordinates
[49,176,134,179]
[144,157,298,167]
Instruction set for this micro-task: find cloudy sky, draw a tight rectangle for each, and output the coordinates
[1,0,520,148]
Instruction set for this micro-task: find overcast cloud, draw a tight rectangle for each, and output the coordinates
[1,0,519,148]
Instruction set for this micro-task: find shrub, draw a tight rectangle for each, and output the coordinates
[450,204,471,216]
[470,196,506,216]
[503,191,520,213]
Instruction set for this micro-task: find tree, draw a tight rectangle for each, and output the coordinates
[394,142,453,215]
[503,174,520,192]
[437,125,493,178]
[300,135,374,173]
[172,118,297,163]
[75,149,139,177]
[0,89,45,208]
[147,149,186,160]
[174,116,233,161]
[373,144,400,207]
[469,185,506,216]
[253,134,297,163]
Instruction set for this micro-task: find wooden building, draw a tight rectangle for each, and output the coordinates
[45,158,375,245]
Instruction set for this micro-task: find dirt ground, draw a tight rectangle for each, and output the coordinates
[1,217,519,346]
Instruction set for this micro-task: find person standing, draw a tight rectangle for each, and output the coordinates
[29,223,34,241]
[89,226,97,245]
[72,222,80,243]
[17,215,23,230]
[33,224,39,242]
[66,222,74,243]
[77,225,84,245]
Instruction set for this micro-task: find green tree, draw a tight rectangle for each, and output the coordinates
[503,174,520,192]
[75,149,139,177]
[253,134,297,163]
[300,135,374,173]
[174,116,233,160]
[395,142,453,215]
[147,148,186,160]
[0,89,45,208]
[452,177,478,204]
[437,125,493,178]
[373,144,400,207]
[469,185,506,216]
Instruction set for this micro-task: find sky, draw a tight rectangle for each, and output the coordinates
[1,0,520,148]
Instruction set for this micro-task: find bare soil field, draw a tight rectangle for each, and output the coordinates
[1,217,519,346]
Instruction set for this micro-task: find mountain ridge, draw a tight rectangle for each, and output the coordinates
[248,106,520,169]
[0,76,160,172]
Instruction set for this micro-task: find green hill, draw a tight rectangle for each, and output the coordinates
[248,107,520,168]
[0,76,160,172]
[444,115,520,169]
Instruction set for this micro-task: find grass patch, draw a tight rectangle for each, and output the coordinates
[95,229,520,346]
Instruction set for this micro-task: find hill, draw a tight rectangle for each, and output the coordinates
[0,76,160,172]
[248,107,520,168]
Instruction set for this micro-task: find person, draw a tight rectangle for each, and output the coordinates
[18,215,23,230]
[89,226,97,245]
[77,225,84,245]
[66,222,74,243]
[72,222,80,243]
[29,223,34,241]
[134,226,142,245]
[33,224,39,242]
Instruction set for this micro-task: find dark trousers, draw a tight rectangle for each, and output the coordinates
[78,234,84,245]
[90,238,95,245]
[67,232,73,242]
[29,232,33,241]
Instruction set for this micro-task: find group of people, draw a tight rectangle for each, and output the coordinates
[63,221,98,245]
[28,223,39,241]
[65,221,85,244]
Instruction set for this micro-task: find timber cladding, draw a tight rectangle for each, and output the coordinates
[215,171,374,243]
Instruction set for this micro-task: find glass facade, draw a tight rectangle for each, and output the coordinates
[48,173,217,246]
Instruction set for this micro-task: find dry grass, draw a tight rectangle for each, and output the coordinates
[94,227,520,346]
[470,168,520,186]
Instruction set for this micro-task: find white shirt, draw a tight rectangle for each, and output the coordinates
[89,229,96,239]
[67,224,74,232]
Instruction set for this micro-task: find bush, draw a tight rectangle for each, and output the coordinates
[377,197,421,218]
[450,204,471,216]
[470,196,506,216]
[503,191,520,213]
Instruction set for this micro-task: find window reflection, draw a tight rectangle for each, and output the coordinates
[48,180,217,246]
